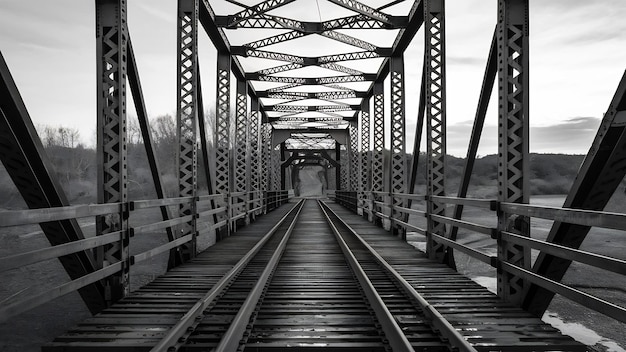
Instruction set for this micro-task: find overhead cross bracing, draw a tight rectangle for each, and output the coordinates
[208,0,418,132]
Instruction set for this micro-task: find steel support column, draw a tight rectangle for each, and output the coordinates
[95,0,130,303]
[261,122,271,194]
[340,141,349,191]
[425,0,448,263]
[175,0,199,262]
[497,0,530,305]
[271,134,280,191]
[390,54,407,232]
[216,51,231,232]
[349,120,358,192]
[335,142,342,191]
[249,96,261,217]
[371,82,385,225]
[358,101,371,216]
[234,79,249,225]
[280,142,287,189]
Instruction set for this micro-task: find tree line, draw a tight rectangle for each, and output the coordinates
[0,117,604,208]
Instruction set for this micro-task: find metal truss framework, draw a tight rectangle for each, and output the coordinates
[235,79,249,220]
[497,0,530,305]
[176,0,199,262]
[424,0,448,263]
[8,0,623,324]
[215,51,231,226]
[358,103,371,215]
[371,82,385,223]
[249,97,261,216]
[349,121,358,191]
[95,0,130,302]
[390,55,406,227]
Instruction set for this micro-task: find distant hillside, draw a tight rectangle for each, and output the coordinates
[410,153,587,198]
[0,145,599,208]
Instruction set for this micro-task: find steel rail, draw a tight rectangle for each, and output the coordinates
[320,200,478,352]
[214,199,305,351]
[318,200,414,352]
[149,199,304,352]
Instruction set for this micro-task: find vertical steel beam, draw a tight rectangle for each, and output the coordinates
[261,122,271,194]
[390,54,407,231]
[95,0,130,303]
[271,136,280,191]
[424,0,448,263]
[358,101,371,216]
[176,0,199,261]
[372,82,385,223]
[216,51,231,231]
[349,120,359,191]
[280,142,287,189]
[335,142,342,190]
[497,0,530,305]
[249,96,261,217]
[339,140,349,191]
[234,79,248,224]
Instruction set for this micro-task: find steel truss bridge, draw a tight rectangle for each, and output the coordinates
[1,0,625,351]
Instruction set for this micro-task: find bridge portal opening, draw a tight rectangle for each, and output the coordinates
[294,165,327,197]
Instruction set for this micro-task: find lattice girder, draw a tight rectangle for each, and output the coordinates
[424,0,448,263]
[349,121,359,191]
[390,55,406,225]
[496,0,530,305]
[235,80,249,221]
[176,0,199,262]
[95,0,130,303]
[371,82,385,223]
[215,51,231,229]
[359,104,371,215]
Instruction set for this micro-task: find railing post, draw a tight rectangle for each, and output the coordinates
[372,81,385,226]
[497,0,531,305]
[425,0,449,264]
[390,54,407,236]
[216,50,231,236]
[176,0,199,262]
[95,0,130,303]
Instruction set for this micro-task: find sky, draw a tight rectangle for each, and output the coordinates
[1,0,625,157]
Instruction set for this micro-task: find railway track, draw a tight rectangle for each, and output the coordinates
[44,199,586,352]
[149,199,463,352]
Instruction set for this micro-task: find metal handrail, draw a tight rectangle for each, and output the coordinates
[0,191,291,322]
[340,193,626,324]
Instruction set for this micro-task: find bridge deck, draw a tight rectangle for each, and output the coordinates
[43,200,587,352]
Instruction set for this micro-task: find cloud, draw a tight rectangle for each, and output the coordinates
[447,56,485,67]
[531,117,600,154]
[443,117,601,157]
